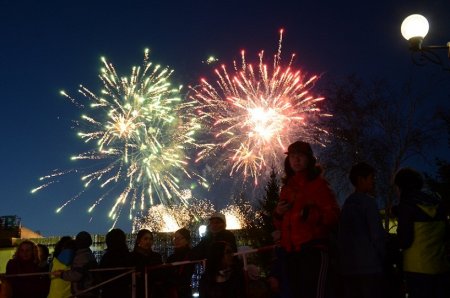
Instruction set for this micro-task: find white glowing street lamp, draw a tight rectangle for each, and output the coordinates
[198,225,207,238]
[400,14,449,70]
[401,14,429,51]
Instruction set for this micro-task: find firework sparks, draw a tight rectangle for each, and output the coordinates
[133,198,215,232]
[202,56,219,65]
[220,198,263,230]
[189,30,330,185]
[220,207,245,230]
[32,49,206,226]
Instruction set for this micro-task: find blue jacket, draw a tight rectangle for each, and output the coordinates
[61,247,98,297]
[337,192,386,275]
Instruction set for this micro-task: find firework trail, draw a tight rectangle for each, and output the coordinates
[189,30,330,185]
[32,49,207,226]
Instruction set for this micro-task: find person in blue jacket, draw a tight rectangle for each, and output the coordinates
[337,162,387,298]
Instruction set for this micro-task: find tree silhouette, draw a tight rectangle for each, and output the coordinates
[426,160,450,200]
[319,75,446,230]
[257,166,280,246]
[425,115,450,214]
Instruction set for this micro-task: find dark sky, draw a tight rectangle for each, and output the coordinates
[1,0,449,236]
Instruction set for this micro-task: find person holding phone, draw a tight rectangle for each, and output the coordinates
[274,140,340,298]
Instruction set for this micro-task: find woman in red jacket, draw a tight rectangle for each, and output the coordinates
[274,140,340,298]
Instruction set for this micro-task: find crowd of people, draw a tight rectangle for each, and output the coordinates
[1,140,449,298]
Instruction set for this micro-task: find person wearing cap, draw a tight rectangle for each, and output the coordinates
[274,140,340,298]
[52,231,98,297]
[190,212,238,261]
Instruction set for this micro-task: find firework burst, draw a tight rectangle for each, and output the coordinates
[133,197,215,233]
[189,30,330,185]
[220,204,260,230]
[32,49,207,226]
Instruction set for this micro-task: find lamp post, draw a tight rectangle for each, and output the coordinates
[401,14,450,71]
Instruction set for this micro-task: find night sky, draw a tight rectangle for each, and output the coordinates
[1,0,449,236]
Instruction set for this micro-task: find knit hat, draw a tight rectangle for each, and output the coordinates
[209,212,226,224]
[75,231,93,249]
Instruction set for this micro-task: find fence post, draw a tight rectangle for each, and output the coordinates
[144,267,148,298]
[131,270,136,298]
[242,252,249,271]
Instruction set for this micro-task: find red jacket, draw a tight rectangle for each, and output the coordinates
[274,172,340,252]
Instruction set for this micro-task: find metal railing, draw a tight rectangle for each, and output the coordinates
[0,244,276,298]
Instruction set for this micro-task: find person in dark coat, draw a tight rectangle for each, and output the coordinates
[337,162,387,298]
[131,229,164,298]
[199,241,246,298]
[190,212,238,261]
[99,228,134,298]
[6,240,49,298]
[165,228,195,298]
[393,168,450,298]
[53,231,99,297]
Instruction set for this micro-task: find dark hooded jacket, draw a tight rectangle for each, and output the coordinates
[395,190,450,274]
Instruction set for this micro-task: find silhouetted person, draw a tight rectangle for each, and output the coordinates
[199,241,246,298]
[131,229,164,298]
[266,231,292,298]
[337,162,387,298]
[37,243,51,296]
[6,240,49,298]
[53,231,98,297]
[99,228,134,298]
[394,168,450,298]
[165,228,195,298]
[191,212,237,261]
[37,244,50,272]
[48,236,76,298]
